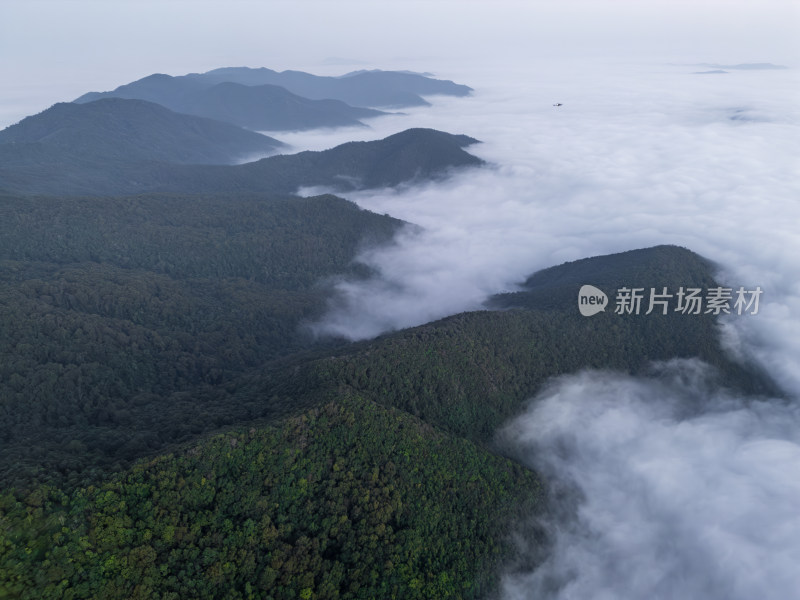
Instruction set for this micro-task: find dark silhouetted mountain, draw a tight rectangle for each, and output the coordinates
[74,73,387,131]
[0,98,283,165]
[0,128,484,197]
[182,66,472,107]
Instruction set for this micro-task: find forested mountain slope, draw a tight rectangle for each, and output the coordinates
[0,192,403,490]
[0,241,768,599]
[0,128,483,197]
[0,395,540,600]
[238,245,772,443]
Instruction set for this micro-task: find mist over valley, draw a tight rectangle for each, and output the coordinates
[1,2,798,597]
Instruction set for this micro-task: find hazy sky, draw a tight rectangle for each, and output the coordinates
[2,0,798,127]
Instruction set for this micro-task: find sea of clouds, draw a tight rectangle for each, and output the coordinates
[288,58,800,599]
[299,59,799,384]
[4,52,797,598]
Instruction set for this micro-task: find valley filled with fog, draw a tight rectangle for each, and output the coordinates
[290,59,800,599]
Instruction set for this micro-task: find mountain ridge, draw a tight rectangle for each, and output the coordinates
[0,97,284,165]
[75,75,388,131]
[0,128,484,197]
[183,66,473,107]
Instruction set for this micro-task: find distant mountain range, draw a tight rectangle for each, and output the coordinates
[72,67,473,134]
[1,64,483,196]
[0,127,484,196]
[0,97,284,165]
[183,66,473,107]
[75,75,388,131]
